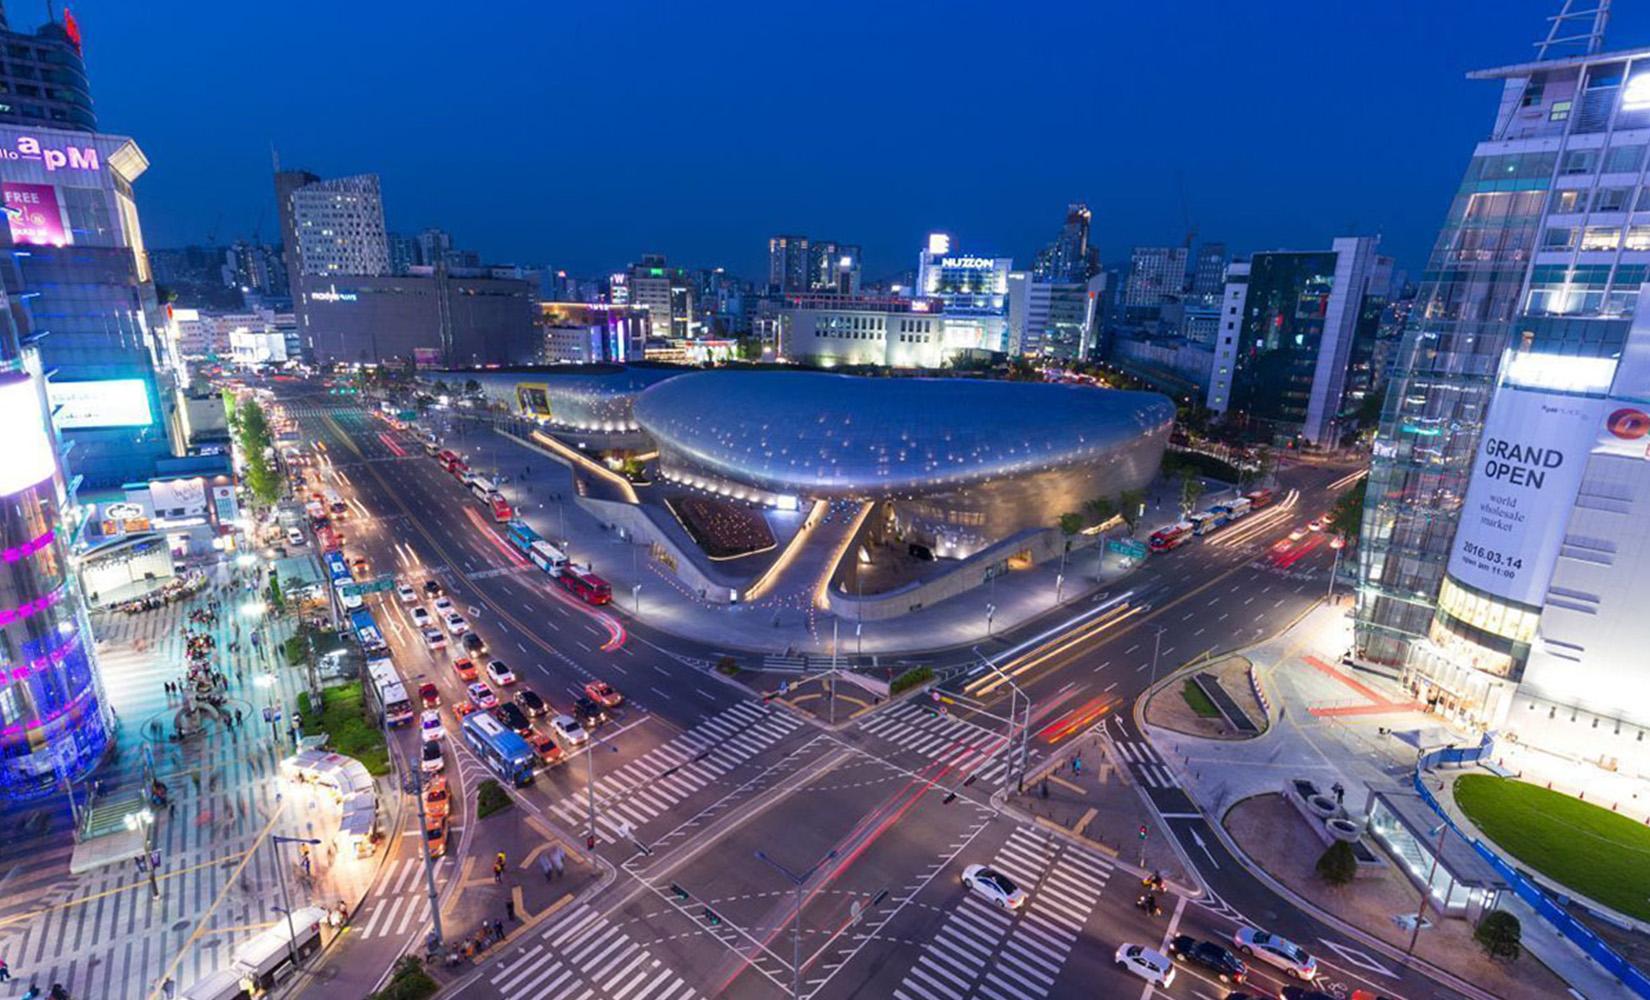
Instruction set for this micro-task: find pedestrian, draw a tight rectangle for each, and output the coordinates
[0,957,10,981]
[540,856,552,881]
[161,977,175,999]
[551,845,565,878]
[493,863,503,884]
[235,707,243,725]
[505,899,515,922]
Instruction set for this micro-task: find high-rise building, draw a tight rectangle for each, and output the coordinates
[1032,204,1099,283]
[0,255,113,800]
[386,231,420,275]
[807,240,861,294]
[629,254,693,339]
[0,124,179,487]
[777,294,946,368]
[1207,237,1391,447]
[282,173,389,278]
[0,5,94,132]
[537,303,650,364]
[1122,245,1190,309]
[768,235,809,294]
[916,233,1012,354]
[1189,242,1228,302]
[1008,270,1105,361]
[1355,37,1650,666]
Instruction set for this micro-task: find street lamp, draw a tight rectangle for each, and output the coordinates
[270,835,322,970]
[972,647,1032,792]
[1327,535,1345,603]
[632,582,642,616]
[1149,626,1167,689]
[1406,821,1451,961]
[985,603,996,638]
[756,848,838,1000]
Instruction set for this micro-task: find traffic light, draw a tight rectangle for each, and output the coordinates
[1138,824,1149,841]
[703,908,721,926]
[586,834,596,849]
[671,883,689,901]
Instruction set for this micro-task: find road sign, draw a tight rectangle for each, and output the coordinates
[338,575,396,598]
[1108,538,1149,560]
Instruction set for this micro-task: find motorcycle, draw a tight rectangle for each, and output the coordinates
[1135,893,1163,917]
[1140,871,1166,893]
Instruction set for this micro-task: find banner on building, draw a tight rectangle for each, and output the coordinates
[1,182,69,247]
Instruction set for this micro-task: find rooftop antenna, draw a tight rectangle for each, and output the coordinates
[1536,0,1610,60]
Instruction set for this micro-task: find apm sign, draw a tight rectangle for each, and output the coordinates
[0,135,100,173]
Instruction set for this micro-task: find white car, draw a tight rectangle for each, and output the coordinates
[1232,928,1318,980]
[549,714,588,748]
[1114,944,1175,987]
[433,596,455,614]
[286,528,306,547]
[410,607,433,628]
[443,612,469,635]
[960,864,1026,911]
[421,627,447,651]
[420,739,445,774]
[485,660,516,686]
[420,709,444,740]
[396,581,418,605]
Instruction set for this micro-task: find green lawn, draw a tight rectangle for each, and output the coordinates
[1181,679,1220,718]
[298,682,391,775]
[1455,774,1650,921]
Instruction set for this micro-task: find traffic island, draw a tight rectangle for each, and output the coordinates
[1143,654,1269,740]
[1222,793,1566,1000]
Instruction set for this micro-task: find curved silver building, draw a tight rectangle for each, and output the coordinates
[444,365,686,448]
[635,370,1173,558]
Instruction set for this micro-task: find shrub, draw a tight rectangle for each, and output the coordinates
[1315,840,1357,886]
[284,635,308,667]
[476,779,513,818]
[715,656,741,676]
[1475,910,1522,961]
[890,665,934,696]
[368,956,438,1000]
[1180,680,1220,718]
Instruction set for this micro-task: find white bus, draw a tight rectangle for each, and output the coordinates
[527,539,568,576]
[365,658,413,727]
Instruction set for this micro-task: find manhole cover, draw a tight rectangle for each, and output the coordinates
[171,919,192,932]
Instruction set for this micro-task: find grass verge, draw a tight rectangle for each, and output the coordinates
[1180,679,1220,718]
[476,778,513,818]
[891,665,934,696]
[298,682,391,775]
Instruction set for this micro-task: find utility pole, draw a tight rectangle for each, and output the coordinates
[405,743,444,945]
[1406,821,1450,961]
[755,848,838,1000]
[1149,626,1166,689]
[270,835,321,970]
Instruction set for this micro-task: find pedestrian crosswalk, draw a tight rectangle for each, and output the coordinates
[350,857,452,939]
[546,701,802,843]
[892,827,1115,1000]
[859,702,1039,787]
[1113,739,1178,789]
[486,902,700,1000]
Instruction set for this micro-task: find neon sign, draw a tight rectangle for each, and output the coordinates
[0,135,99,173]
[940,256,996,270]
[2,527,54,564]
[0,588,64,628]
[311,286,358,303]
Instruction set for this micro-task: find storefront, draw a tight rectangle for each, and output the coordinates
[77,532,175,607]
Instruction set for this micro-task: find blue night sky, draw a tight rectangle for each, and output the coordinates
[33,0,1650,280]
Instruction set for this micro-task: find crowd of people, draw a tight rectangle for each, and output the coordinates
[669,495,776,558]
[111,570,208,615]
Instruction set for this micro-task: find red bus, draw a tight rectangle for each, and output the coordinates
[1244,488,1275,510]
[437,449,468,477]
[558,567,612,605]
[1148,522,1194,553]
[488,493,513,522]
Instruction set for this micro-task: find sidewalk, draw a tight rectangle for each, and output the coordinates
[452,415,1221,659]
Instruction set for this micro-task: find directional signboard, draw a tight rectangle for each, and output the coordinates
[338,575,396,598]
[1108,538,1149,561]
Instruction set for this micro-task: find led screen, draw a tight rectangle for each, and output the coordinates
[2,182,70,247]
[0,374,57,496]
[47,378,153,429]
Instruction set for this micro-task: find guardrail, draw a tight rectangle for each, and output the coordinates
[1412,743,1650,999]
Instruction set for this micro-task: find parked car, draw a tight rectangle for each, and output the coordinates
[286,528,306,547]
[1114,944,1175,988]
[514,689,548,718]
[584,680,623,708]
[420,739,444,774]
[424,817,448,858]
[452,657,478,681]
[418,682,440,709]
[1233,928,1317,981]
[466,682,498,709]
[423,783,450,821]
[549,714,589,749]
[960,865,1026,911]
[485,660,517,686]
[572,696,607,727]
[1167,935,1247,984]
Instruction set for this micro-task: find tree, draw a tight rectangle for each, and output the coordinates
[1328,478,1367,542]
[1178,468,1205,515]
[1119,489,1146,536]
[1315,840,1358,886]
[1474,910,1522,961]
[1084,496,1115,528]
[1057,512,1085,542]
[236,399,280,507]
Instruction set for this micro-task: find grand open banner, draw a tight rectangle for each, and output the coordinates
[1445,386,1603,606]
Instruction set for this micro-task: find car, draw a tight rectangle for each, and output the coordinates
[960,864,1026,911]
[350,555,369,575]
[418,682,440,709]
[549,714,589,748]
[410,607,432,628]
[493,702,533,736]
[423,771,447,796]
[461,633,488,657]
[1167,935,1247,984]
[1280,989,1339,1000]
[422,579,443,597]
[443,612,469,635]
[584,680,623,708]
[423,783,450,821]
[485,660,517,686]
[1288,526,1309,541]
[286,528,306,547]
[1114,944,1175,988]
[421,627,447,651]
[452,657,479,681]
[466,681,498,709]
[528,732,563,765]
[420,709,444,740]
[424,817,448,858]
[1308,516,1326,532]
[1232,928,1317,981]
[396,581,419,605]
[433,596,455,614]
[452,699,478,719]
[420,739,444,774]
[514,689,548,718]
[573,696,607,727]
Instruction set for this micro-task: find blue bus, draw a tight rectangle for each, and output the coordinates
[504,519,540,555]
[323,550,352,587]
[461,712,536,786]
[350,608,387,654]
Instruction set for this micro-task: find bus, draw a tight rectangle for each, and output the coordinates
[558,566,612,605]
[1148,522,1195,553]
[487,492,513,522]
[461,712,536,786]
[1244,488,1275,510]
[350,608,387,654]
[527,540,568,576]
[365,657,413,727]
[505,519,540,554]
[1211,497,1252,522]
[324,550,353,588]
[324,488,348,517]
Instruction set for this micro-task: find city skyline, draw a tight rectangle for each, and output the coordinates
[53,0,1650,278]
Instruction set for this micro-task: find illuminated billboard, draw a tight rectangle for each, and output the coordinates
[46,378,154,429]
[1,182,69,246]
[0,374,57,496]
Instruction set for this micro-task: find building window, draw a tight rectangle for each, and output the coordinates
[1550,100,1574,121]
[1551,189,1587,214]
[1562,148,1599,175]
[1543,227,1577,250]
[1581,226,1621,251]
[1593,187,1632,212]
[1625,225,1650,251]
[1606,144,1647,174]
